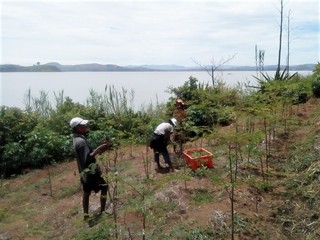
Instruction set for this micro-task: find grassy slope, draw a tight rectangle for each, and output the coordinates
[1,98,320,240]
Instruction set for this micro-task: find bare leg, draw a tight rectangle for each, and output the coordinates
[100,188,107,214]
[83,191,90,219]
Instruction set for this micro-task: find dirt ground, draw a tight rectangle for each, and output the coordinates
[1,99,320,239]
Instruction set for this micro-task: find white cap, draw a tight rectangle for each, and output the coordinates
[170,118,178,127]
[70,117,89,128]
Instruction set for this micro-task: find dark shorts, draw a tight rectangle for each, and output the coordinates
[150,134,167,152]
[82,175,108,193]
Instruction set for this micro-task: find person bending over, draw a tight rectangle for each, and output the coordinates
[150,118,178,172]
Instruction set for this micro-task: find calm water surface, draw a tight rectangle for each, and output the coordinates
[0,71,311,110]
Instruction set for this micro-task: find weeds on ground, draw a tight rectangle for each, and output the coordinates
[57,184,80,199]
[169,223,214,240]
[0,208,8,222]
[190,188,214,205]
[71,224,112,240]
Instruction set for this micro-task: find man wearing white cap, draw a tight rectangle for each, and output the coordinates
[149,118,178,172]
[70,117,110,220]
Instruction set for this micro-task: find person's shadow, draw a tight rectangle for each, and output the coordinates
[85,215,100,227]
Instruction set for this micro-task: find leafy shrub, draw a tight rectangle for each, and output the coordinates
[187,105,233,128]
[187,105,210,126]
[2,142,27,177]
[214,106,234,126]
[192,165,210,178]
[313,62,320,75]
[87,127,120,149]
[87,130,109,149]
[24,127,72,168]
[312,75,320,97]
[285,82,310,104]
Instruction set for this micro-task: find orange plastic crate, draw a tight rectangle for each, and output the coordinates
[182,148,213,170]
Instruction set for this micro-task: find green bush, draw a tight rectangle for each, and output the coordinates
[25,127,72,168]
[2,142,27,176]
[87,130,110,149]
[285,82,310,105]
[187,105,210,126]
[312,75,320,97]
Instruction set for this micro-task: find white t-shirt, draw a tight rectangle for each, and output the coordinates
[154,122,173,135]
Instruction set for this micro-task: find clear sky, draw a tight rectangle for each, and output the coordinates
[0,0,319,67]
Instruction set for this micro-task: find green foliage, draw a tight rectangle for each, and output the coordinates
[311,75,320,97]
[191,165,210,178]
[169,77,237,131]
[252,73,312,107]
[234,214,249,233]
[0,207,8,222]
[57,185,80,199]
[187,105,210,126]
[169,76,205,102]
[255,67,297,83]
[186,228,213,239]
[71,224,112,240]
[0,70,316,179]
[247,177,273,192]
[24,126,72,168]
[87,129,117,149]
[287,81,310,104]
[2,142,27,176]
[0,107,38,145]
[168,223,215,239]
[312,62,320,75]
[190,188,214,204]
[44,97,88,135]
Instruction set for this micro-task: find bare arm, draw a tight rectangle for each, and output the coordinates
[90,143,110,157]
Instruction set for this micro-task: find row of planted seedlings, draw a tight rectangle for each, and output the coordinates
[82,91,300,239]
[216,89,301,239]
[88,143,188,239]
[166,89,301,239]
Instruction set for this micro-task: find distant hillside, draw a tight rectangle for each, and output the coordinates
[0,62,315,72]
[0,64,61,72]
[214,64,315,71]
[44,62,133,71]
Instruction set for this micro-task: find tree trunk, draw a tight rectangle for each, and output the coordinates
[286,10,291,75]
[275,0,284,79]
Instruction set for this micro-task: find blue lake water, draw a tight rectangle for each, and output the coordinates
[0,71,312,110]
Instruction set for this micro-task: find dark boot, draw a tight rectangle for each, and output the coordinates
[168,163,175,172]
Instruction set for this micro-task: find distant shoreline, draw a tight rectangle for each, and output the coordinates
[0,62,315,72]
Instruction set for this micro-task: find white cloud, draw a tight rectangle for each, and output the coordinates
[1,0,319,66]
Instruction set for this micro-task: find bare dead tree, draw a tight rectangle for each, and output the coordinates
[192,54,237,86]
[255,45,266,78]
[255,44,258,74]
[275,0,284,79]
[259,50,265,72]
[286,9,291,75]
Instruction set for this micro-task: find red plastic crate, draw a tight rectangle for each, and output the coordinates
[182,148,213,170]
